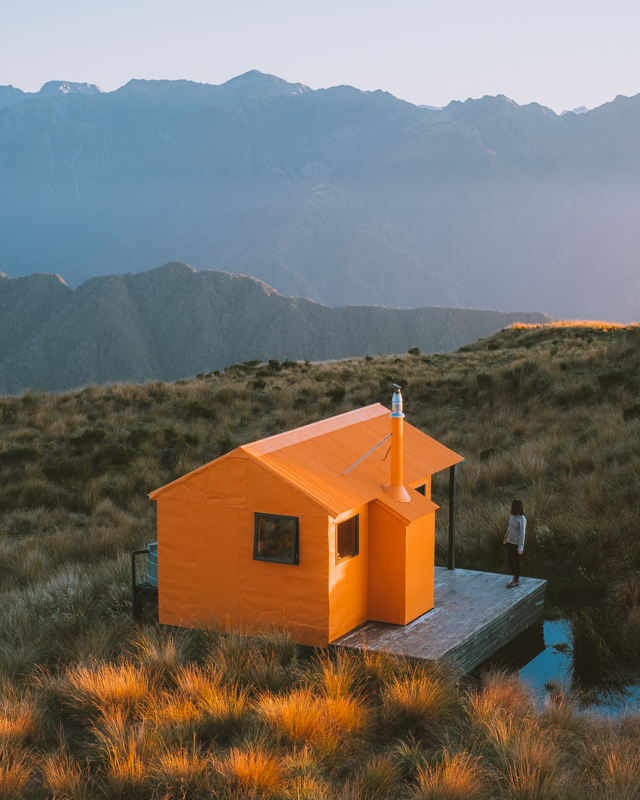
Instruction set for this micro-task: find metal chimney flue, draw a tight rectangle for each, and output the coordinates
[383,384,411,503]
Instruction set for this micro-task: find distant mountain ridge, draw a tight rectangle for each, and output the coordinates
[0,80,103,109]
[2,71,640,320]
[0,262,551,394]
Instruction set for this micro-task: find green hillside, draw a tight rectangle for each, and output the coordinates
[1,322,640,798]
[0,262,551,394]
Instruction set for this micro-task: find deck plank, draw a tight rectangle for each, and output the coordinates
[332,567,547,672]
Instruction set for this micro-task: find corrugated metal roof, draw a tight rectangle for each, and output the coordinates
[244,404,463,522]
[151,404,464,523]
[243,404,390,456]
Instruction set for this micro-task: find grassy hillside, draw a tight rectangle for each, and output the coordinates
[1,322,640,798]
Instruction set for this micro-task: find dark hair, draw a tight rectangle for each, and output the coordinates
[511,499,524,516]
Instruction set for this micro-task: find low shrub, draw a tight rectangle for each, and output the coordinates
[0,446,40,465]
[326,387,347,404]
[92,443,137,470]
[598,369,627,390]
[69,428,107,447]
[623,403,640,422]
[186,401,216,420]
[479,447,502,462]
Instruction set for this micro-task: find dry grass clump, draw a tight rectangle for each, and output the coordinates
[38,661,152,722]
[221,743,286,799]
[92,712,151,800]
[381,672,460,743]
[0,688,41,749]
[412,751,487,800]
[214,629,299,693]
[256,688,373,761]
[0,746,34,800]
[40,752,92,800]
[467,671,533,730]
[149,746,211,800]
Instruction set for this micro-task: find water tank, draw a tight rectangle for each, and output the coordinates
[147,542,158,588]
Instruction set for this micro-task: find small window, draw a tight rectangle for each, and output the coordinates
[415,483,427,496]
[336,515,359,563]
[254,513,299,564]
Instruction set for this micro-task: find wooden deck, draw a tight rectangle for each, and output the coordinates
[332,567,546,673]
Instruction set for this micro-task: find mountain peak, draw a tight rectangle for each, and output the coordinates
[560,106,589,116]
[38,81,103,97]
[221,70,311,95]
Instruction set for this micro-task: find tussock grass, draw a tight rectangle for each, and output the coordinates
[41,752,92,800]
[222,742,286,799]
[2,324,640,797]
[412,751,488,800]
[381,672,460,743]
[0,746,33,800]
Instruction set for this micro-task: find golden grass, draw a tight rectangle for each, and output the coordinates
[222,743,286,799]
[0,746,33,800]
[256,688,373,759]
[41,752,92,800]
[413,751,487,800]
[38,661,152,721]
[149,746,210,800]
[381,672,459,742]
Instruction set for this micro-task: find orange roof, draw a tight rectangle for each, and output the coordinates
[150,404,463,522]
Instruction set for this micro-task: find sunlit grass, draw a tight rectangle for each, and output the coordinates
[412,751,488,800]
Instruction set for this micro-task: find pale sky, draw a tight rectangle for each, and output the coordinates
[2,0,638,113]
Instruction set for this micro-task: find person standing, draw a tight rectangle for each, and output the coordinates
[503,499,526,588]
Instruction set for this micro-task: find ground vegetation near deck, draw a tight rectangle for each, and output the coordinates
[1,624,640,799]
[2,322,640,794]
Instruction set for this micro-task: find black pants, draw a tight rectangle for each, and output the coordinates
[507,542,520,580]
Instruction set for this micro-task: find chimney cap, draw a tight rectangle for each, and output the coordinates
[391,385,404,417]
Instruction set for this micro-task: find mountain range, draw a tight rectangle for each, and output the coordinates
[1,72,640,321]
[0,262,550,394]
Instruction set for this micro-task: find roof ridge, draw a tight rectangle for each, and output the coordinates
[242,403,389,456]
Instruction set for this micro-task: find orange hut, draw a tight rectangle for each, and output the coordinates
[149,390,463,647]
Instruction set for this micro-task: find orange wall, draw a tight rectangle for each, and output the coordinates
[328,503,369,642]
[409,475,432,499]
[157,498,202,625]
[367,502,407,624]
[367,502,435,625]
[404,512,435,623]
[157,456,332,647]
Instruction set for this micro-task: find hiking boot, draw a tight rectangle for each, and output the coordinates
[507,579,520,589]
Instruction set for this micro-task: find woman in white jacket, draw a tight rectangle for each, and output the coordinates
[503,499,526,588]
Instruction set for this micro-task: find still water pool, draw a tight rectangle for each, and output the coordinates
[519,619,640,715]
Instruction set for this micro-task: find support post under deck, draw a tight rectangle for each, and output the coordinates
[448,464,456,570]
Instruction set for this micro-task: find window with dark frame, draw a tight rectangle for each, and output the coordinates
[336,515,359,563]
[253,513,299,564]
[415,483,427,496]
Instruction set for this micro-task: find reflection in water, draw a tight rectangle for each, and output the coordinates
[519,619,640,714]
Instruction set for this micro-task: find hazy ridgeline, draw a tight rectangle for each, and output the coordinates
[0,262,551,395]
[5,73,640,321]
[2,322,640,797]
